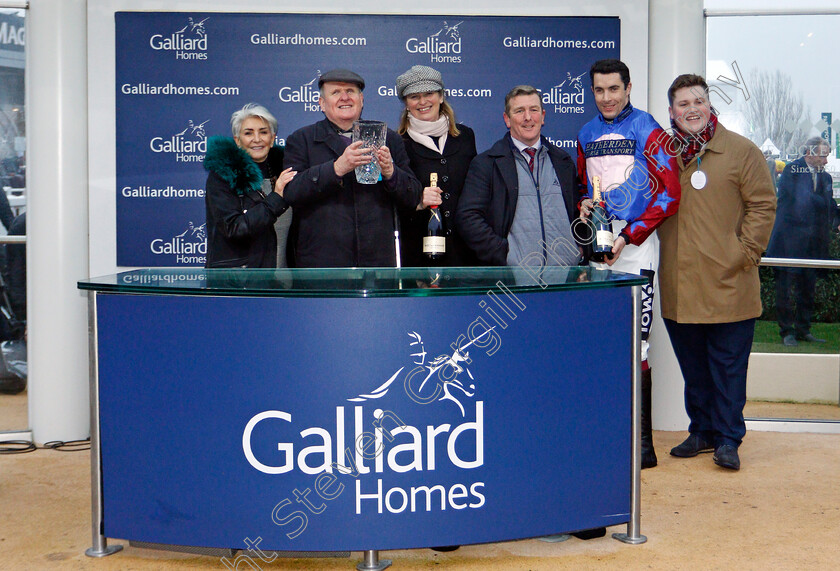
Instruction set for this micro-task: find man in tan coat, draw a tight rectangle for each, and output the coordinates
[658,74,776,471]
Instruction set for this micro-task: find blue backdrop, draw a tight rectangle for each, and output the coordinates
[115,12,620,267]
[96,287,632,551]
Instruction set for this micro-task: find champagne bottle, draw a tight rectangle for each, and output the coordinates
[423,173,446,261]
[590,175,614,262]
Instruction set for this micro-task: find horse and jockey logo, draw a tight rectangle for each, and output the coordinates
[555,71,586,94]
[348,328,494,417]
[175,119,209,140]
[175,17,209,37]
[175,221,207,243]
[431,20,463,40]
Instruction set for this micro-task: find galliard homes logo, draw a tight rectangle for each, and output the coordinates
[150,221,207,265]
[405,20,463,64]
[240,282,524,535]
[278,70,322,113]
[242,328,488,524]
[149,16,209,60]
[544,71,587,115]
[149,119,208,163]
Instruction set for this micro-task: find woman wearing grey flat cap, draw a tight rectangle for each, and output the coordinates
[395,65,478,267]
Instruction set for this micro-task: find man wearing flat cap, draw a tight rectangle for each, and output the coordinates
[284,68,422,267]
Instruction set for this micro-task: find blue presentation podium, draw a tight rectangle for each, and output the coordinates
[79,267,648,568]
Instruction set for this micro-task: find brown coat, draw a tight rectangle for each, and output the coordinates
[658,123,777,324]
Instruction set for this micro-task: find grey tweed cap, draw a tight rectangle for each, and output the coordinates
[395,65,445,100]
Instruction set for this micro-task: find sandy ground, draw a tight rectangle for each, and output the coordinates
[1,429,839,571]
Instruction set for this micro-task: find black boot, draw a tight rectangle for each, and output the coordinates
[641,368,657,469]
[572,527,607,540]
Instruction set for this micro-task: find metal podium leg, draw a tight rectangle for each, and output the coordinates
[85,292,123,557]
[613,284,647,545]
[356,550,391,570]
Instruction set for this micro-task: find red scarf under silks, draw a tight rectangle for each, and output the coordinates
[671,111,718,164]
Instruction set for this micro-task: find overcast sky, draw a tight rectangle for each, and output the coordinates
[706,9,839,129]
[705,0,839,10]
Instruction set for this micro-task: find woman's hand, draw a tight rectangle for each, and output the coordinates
[416,186,443,211]
[274,167,297,197]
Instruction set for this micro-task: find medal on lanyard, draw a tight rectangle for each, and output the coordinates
[690,156,707,190]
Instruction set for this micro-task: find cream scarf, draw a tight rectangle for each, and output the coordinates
[407,114,449,154]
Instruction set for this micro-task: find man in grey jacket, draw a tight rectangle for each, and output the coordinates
[456,85,579,268]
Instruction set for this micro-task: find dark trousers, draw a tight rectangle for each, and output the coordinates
[774,268,817,338]
[664,318,755,448]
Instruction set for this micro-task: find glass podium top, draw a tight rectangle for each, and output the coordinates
[78,267,648,298]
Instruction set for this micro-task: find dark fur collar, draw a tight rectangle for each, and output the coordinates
[203,136,284,195]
